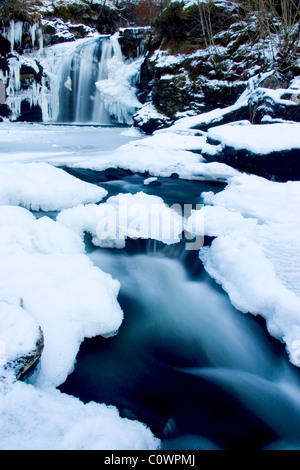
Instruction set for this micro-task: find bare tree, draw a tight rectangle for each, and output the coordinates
[238,0,300,72]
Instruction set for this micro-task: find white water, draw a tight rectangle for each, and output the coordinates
[1,25,142,125]
[61,245,300,449]
[52,34,141,125]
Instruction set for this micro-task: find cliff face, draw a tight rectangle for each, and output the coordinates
[0,0,299,127]
[134,0,300,132]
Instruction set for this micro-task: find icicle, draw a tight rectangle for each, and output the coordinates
[29,23,38,48]
[95,34,143,125]
[8,20,23,52]
[38,28,44,51]
[0,80,5,105]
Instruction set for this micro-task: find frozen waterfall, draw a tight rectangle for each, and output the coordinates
[0,26,142,125]
[55,34,142,125]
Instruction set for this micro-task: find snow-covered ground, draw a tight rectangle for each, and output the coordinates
[1,70,300,448]
[0,125,162,450]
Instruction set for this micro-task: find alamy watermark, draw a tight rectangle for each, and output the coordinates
[94,201,204,251]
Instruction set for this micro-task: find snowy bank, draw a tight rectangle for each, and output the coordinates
[186,173,300,366]
[0,196,160,450]
[53,131,239,182]
[206,122,300,155]
[0,162,107,211]
[0,380,160,450]
[201,121,300,181]
[57,192,184,249]
[0,205,123,387]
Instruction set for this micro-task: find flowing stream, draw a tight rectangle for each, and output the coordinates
[59,169,300,451]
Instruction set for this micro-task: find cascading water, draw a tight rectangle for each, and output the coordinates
[58,36,113,124]
[56,34,142,125]
[59,242,300,450]
[58,171,300,451]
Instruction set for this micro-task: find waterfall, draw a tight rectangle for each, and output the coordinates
[56,35,142,125]
[0,24,142,124]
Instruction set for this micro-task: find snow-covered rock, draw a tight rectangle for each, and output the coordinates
[0,301,43,380]
[133,102,173,134]
[57,192,185,249]
[202,121,300,181]
[0,162,107,211]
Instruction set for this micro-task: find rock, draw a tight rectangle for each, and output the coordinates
[0,301,44,381]
[249,86,300,125]
[202,124,300,182]
[118,27,151,60]
[12,327,44,381]
[143,177,161,187]
[133,102,173,134]
[0,34,10,56]
[104,167,133,181]
[258,71,290,90]
[20,62,43,90]
[16,100,42,122]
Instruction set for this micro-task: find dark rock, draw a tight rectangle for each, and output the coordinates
[0,56,9,73]
[133,114,171,134]
[118,27,150,60]
[132,103,173,134]
[145,178,161,187]
[136,57,154,104]
[201,80,247,110]
[249,88,300,124]
[258,71,290,90]
[6,326,44,381]
[152,73,195,119]
[16,100,42,122]
[96,5,121,35]
[20,62,42,89]
[203,138,300,182]
[104,167,133,181]
[0,34,10,56]
[191,103,250,132]
[0,103,10,120]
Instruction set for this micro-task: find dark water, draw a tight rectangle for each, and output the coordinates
[59,170,300,450]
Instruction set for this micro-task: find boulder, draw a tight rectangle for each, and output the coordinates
[202,122,300,182]
[133,102,173,134]
[12,327,44,381]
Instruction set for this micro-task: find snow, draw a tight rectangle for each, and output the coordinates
[133,102,173,128]
[3,20,23,53]
[0,52,45,121]
[0,122,160,449]
[0,160,160,450]
[171,0,238,10]
[144,177,158,185]
[60,139,237,181]
[0,121,238,182]
[0,205,124,387]
[0,301,40,365]
[57,192,185,249]
[206,122,300,154]
[95,35,143,125]
[186,173,300,366]
[149,50,185,69]
[0,162,107,211]
[0,381,160,450]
